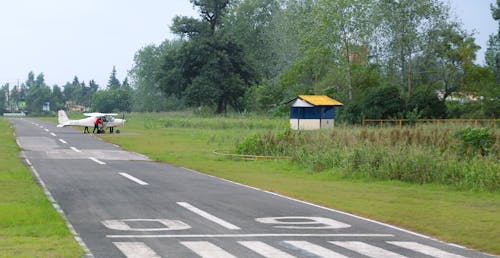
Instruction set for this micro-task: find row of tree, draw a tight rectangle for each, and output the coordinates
[131,0,499,119]
[0,66,132,114]
[2,0,498,120]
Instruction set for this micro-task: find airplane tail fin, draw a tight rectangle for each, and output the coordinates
[57,110,69,127]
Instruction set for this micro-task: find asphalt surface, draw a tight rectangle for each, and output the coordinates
[9,117,497,258]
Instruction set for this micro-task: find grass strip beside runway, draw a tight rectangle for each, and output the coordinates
[0,118,84,257]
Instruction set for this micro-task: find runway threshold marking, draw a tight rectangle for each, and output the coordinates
[387,241,466,258]
[239,241,296,258]
[181,241,237,258]
[177,202,241,230]
[89,157,106,165]
[113,242,160,258]
[283,241,348,258]
[44,128,49,132]
[58,139,68,144]
[50,132,57,137]
[329,241,406,258]
[119,173,149,186]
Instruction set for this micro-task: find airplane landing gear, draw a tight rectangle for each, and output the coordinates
[116,129,120,134]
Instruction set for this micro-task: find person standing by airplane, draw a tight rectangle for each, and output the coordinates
[93,117,101,133]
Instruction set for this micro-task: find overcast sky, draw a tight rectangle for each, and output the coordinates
[0,0,497,88]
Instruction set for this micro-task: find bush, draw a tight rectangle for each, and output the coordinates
[408,89,447,118]
[453,127,496,157]
[362,86,404,119]
[234,126,499,191]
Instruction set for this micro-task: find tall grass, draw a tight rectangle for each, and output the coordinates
[236,125,499,192]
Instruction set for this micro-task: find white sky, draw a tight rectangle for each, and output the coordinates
[0,0,497,88]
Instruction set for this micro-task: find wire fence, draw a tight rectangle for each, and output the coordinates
[362,118,498,129]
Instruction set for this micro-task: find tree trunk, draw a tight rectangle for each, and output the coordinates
[407,52,412,101]
[216,96,227,114]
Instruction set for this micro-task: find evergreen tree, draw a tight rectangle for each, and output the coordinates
[107,66,121,89]
[25,72,52,114]
[51,85,65,111]
[122,77,130,88]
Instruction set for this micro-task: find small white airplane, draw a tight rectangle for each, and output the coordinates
[57,110,126,134]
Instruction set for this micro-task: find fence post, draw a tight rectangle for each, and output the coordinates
[399,119,402,129]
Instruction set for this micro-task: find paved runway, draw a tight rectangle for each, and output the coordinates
[10,118,496,258]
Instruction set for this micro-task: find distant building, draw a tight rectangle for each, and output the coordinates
[65,101,89,111]
[288,95,343,130]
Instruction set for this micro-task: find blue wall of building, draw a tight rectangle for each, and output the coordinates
[290,107,334,119]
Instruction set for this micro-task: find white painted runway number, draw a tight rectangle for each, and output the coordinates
[102,215,349,232]
[256,216,351,229]
[102,212,469,258]
[102,219,191,231]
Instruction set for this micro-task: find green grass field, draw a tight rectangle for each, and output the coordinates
[0,118,84,257]
[95,112,500,255]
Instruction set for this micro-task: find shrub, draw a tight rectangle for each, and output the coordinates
[233,125,499,192]
[453,128,496,157]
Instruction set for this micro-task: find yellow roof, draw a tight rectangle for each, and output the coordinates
[298,95,343,106]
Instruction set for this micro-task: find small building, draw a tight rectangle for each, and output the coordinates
[288,95,343,130]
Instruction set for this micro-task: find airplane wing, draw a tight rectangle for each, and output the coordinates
[83,112,118,117]
[83,112,105,117]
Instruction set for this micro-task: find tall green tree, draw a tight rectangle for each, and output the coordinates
[51,85,65,111]
[416,22,480,101]
[93,67,133,112]
[107,66,121,89]
[162,0,256,113]
[131,41,184,111]
[25,72,52,114]
[0,84,8,113]
[485,0,500,84]
[312,0,375,100]
[375,0,447,100]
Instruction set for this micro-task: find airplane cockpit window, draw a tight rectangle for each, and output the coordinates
[101,116,107,122]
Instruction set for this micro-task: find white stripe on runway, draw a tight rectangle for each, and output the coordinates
[239,241,296,258]
[387,242,466,258]
[119,173,149,185]
[181,241,236,258]
[177,202,241,230]
[44,128,49,132]
[89,157,106,165]
[284,241,347,258]
[70,147,82,153]
[113,242,160,258]
[50,132,57,137]
[107,233,393,238]
[58,139,67,144]
[329,241,407,258]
